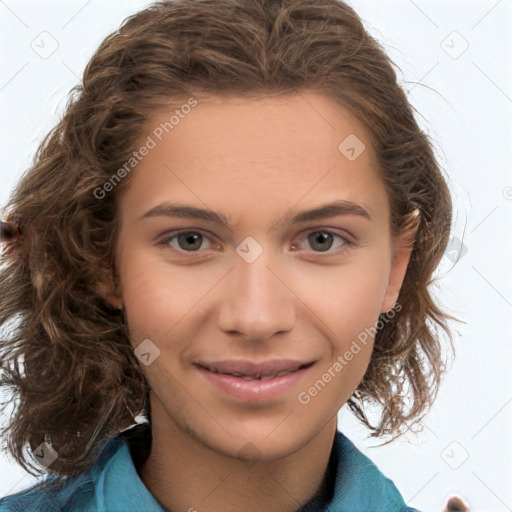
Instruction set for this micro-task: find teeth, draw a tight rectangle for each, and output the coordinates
[205,366,300,380]
[241,374,278,381]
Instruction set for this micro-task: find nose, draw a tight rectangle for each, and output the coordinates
[217,248,296,342]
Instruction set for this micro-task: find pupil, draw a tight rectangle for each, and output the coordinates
[309,232,332,252]
[178,232,202,251]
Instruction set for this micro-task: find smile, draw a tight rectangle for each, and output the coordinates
[203,367,302,381]
[195,359,316,401]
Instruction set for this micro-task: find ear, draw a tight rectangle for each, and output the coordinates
[95,264,123,310]
[104,290,123,310]
[381,210,420,313]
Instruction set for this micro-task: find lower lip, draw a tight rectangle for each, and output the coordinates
[197,365,314,402]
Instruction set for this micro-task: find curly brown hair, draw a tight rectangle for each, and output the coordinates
[0,0,456,480]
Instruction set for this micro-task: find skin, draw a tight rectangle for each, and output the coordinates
[108,91,416,512]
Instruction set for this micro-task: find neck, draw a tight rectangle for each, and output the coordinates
[138,398,338,512]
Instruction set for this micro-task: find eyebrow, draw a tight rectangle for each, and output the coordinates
[139,199,372,231]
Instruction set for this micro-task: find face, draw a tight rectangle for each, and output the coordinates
[111,92,412,460]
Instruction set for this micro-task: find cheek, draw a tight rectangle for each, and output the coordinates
[296,256,389,387]
[294,254,390,339]
[295,263,385,414]
[118,257,183,343]
[335,265,389,335]
[118,252,222,349]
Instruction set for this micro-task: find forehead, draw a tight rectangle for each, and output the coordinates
[118,92,389,226]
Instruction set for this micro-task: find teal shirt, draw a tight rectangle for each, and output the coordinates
[0,424,421,512]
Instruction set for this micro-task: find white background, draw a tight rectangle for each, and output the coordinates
[0,1,511,511]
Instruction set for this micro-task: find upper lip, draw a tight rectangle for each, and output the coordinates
[196,359,315,378]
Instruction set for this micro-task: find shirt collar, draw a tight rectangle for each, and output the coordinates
[89,424,408,512]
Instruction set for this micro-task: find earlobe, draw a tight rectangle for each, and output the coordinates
[105,294,123,310]
[381,210,420,313]
[107,278,124,310]
[95,267,124,310]
[97,283,123,310]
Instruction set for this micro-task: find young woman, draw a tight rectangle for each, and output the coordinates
[0,0,461,510]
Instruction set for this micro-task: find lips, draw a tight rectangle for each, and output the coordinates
[196,359,315,381]
[196,358,317,402]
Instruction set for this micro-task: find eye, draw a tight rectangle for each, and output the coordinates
[157,229,354,256]
[157,230,215,253]
[292,230,354,254]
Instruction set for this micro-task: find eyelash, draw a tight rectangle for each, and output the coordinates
[156,229,355,257]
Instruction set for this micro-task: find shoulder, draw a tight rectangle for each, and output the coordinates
[331,430,423,512]
[0,423,161,512]
[0,475,93,512]
[0,432,129,512]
